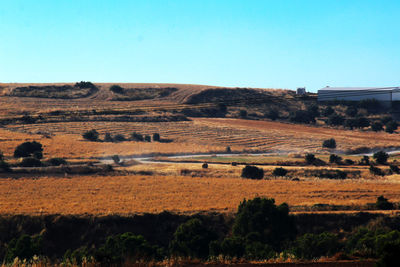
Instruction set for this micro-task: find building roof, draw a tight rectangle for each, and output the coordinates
[319,86,400,91]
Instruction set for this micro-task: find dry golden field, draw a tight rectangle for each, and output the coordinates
[0,171,400,215]
[1,83,400,216]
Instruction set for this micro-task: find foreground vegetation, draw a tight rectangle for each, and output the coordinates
[0,197,398,266]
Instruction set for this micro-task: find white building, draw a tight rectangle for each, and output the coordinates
[318,86,400,103]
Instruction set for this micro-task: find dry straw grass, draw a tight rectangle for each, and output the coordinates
[0,173,399,216]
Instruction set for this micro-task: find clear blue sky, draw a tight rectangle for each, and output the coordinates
[1,0,399,92]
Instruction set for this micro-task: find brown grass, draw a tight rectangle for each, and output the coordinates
[0,172,399,216]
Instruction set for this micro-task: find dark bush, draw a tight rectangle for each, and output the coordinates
[322,106,335,117]
[329,154,342,164]
[372,122,384,132]
[75,81,96,89]
[5,234,42,263]
[376,196,394,210]
[305,153,316,164]
[202,163,208,169]
[113,134,126,142]
[19,157,42,167]
[292,232,341,260]
[306,105,320,118]
[345,106,358,117]
[313,169,347,179]
[359,99,380,114]
[360,155,370,165]
[0,160,11,172]
[374,151,389,165]
[241,165,264,179]
[232,197,296,251]
[344,159,354,165]
[226,146,232,153]
[273,167,288,177]
[322,138,336,149]
[385,121,398,134]
[370,165,385,176]
[112,155,120,164]
[239,110,247,118]
[110,85,124,94]
[96,233,159,264]
[389,165,400,174]
[13,141,43,158]
[355,117,370,128]
[82,129,99,141]
[104,133,114,142]
[290,110,315,124]
[47,158,67,166]
[153,133,160,142]
[144,135,151,142]
[266,109,279,121]
[381,116,393,124]
[376,240,400,267]
[327,113,345,126]
[169,218,217,259]
[131,132,144,141]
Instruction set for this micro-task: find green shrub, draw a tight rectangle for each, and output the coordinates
[170,218,217,259]
[290,110,315,124]
[0,160,11,172]
[273,167,288,177]
[292,232,341,260]
[232,197,296,251]
[359,155,370,165]
[14,141,43,158]
[345,106,358,117]
[82,129,99,141]
[95,233,159,264]
[373,151,389,165]
[389,165,400,174]
[5,234,42,263]
[241,165,264,179]
[322,138,336,149]
[144,135,151,142]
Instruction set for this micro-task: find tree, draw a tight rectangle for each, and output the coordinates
[19,157,42,167]
[153,133,160,142]
[373,151,389,165]
[232,197,296,251]
[273,167,287,177]
[292,232,340,260]
[241,165,264,179]
[14,141,43,158]
[169,218,217,259]
[372,122,384,132]
[322,138,336,149]
[359,155,370,165]
[82,129,99,141]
